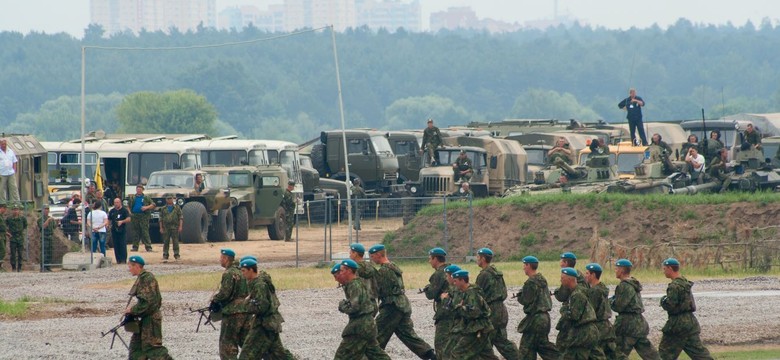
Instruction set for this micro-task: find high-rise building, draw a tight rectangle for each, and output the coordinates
[219,4,286,32]
[284,0,356,32]
[430,6,521,33]
[356,0,420,32]
[90,0,217,35]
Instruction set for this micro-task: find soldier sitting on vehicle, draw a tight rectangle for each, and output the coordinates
[547,137,573,166]
[450,182,473,199]
[648,133,678,175]
[708,148,732,193]
[453,150,473,183]
[740,123,762,151]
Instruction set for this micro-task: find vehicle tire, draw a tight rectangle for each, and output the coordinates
[181,202,208,244]
[311,144,328,176]
[234,206,249,241]
[208,209,233,242]
[267,206,286,241]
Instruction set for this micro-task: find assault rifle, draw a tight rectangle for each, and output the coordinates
[189,306,217,333]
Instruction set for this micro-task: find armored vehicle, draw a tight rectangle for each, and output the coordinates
[505,151,619,196]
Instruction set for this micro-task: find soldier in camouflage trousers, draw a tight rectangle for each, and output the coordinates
[439,264,462,359]
[40,205,58,271]
[238,258,293,360]
[282,181,296,242]
[611,259,660,360]
[334,259,391,360]
[213,249,250,360]
[585,263,619,359]
[422,248,451,358]
[6,204,27,272]
[158,195,182,260]
[558,267,605,359]
[475,248,519,360]
[516,256,560,360]
[659,258,713,360]
[0,201,8,271]
[129,185,154,252]
[448,269,498,360]
[552,252,588,352]
[349,243,379,316]
[368,244,436,360]
[125,255,173,360]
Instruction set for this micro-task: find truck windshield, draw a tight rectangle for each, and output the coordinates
[371,136,393,154]
[525,149,547,166]
[616,153,644,173]
[248,150,267,165]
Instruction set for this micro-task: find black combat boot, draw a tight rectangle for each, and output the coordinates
[423,349,437,360]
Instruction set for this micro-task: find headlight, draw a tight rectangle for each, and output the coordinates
[176,198,184,206]
[410,186,418,194]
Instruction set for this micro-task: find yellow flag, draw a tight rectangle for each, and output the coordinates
[94,156,104,192]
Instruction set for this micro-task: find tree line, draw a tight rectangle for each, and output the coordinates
[2,19,780,143]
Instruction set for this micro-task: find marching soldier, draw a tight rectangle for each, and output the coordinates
[585,263,618,359]
[282,180,296,242]
[129,185,154,252]
[125,255,173,359]
[158,195,182,261]
[212,248,250,360]
[552,252,588,349]
[349,243,378,314]
[448,270,498,359]
[516,256,559,360]
[558,268,604,359]
[422,247,451,357]
[475,248,519,359]
[7,203,27,272]
[439,264,462,359]
[612,259,659,360]
[238,258,293,359]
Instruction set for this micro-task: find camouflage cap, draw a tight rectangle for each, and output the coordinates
[561,267,578,277]
[444,264,461,274]
[662,258,680,266]
[585,263,603,273]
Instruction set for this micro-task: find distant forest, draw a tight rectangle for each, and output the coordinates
[2,19,780,143]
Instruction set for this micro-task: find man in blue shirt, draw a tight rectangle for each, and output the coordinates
[129,185,155,252]
[618,88,648,146]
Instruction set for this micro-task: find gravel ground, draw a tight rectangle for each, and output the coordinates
[1,266,779,360]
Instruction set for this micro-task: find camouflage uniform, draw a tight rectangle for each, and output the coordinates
[6,213,27,272]
[517,273,560,360]
[558,285,605,359]
[213,260,250,360]
[743,129,761,147]
[423,262,451,357]
[611,277,659,360]
[158,204,182,260]
[239,271,292,360]
[351,183,365,231]
[356,260,379,316]
[553,270,588,349]
[449,283,498,360]
[281,189,295,241]
[658,277,712,360]
[374,262,434,357]
[128,270,172,360]
[39,214,58,270]
[453,155,473,183]
[587,282,618,359]
[0,208,7,269]
[335,277,391,360]
[129,193,153,251]
[421,125,443,164]
[476,264,519,360]
[708,156,731,193]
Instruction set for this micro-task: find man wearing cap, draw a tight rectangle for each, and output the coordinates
[239,258,292,359]
[475,247,519,359]
[421,119,444,166]
[0,201,8,271]
[453,150,473,183]
[129,185,154,252]
[612,259,659,360]
[558,268,603,358]
[351,179,365,231]
[659,258,712,360]
[516,256,559,360]
[349,243,378,313]
[585,263,618,359]
[39,205,58,272]
[334,259,391,360]
[422,247,451,356]
[213,249,250,360]
[159,195,183,261]
[125,255,173,359]
[368,244,436,359]
[439,264,461,359]
[282,180,296,241]
[448,269,497,359]
[7,204,26,272]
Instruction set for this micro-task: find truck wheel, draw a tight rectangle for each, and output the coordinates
[181,202,208,243]
[267,206,286,241]
[234,206,250,241]
[311,144,328,176]
[208,209,233,242]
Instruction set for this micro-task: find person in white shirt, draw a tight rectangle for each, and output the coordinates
[87,200,110,256]
[685,147,706,184]
[0,139,20,203]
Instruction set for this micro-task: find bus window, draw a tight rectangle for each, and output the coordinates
[279,150,299,180]
[267,150,279,164]
[248,150,267,165]
[181,153,199,169]
[58,152,99,184]
[203,150,245,166]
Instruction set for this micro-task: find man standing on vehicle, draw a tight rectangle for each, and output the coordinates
[618,88,648,146]
[159,194,183,261]
[129,185,154,252]
[421,119,444,166]
[282,180,296,242]
[0,138,20,203]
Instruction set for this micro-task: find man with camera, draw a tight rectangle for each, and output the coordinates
[547,137,573,165]
[618,88,648,146]
[684,147,706,184]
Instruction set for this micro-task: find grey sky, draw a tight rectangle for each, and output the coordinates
[0,0,777,38]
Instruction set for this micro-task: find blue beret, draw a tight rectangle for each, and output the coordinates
[452,270,469,279]
[522,256,539,264]
[330,263,341,274]
[368,244,385,254]
[221,248,236,257]
[561,267,578,277]
[444,264,461,274]
[239,258,257,268]
[240,255,257,262]
[663,258,680,266]
[128,255,145,266]
[429,247,447,256]
[350,243,366,254]
[561,252,577,260]
[585,263,603,273]
[477,248,493,256]
[340,259,359,269]
[615,259,633,267]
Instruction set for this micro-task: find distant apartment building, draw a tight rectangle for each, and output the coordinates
[219,4,285,32]
[90,0,217,35]
[430,6,521,33]
[356,0,421,32]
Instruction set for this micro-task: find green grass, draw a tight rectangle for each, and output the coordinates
[0,299,29,317]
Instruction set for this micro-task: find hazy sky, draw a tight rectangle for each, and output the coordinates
[0,0,777,38]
